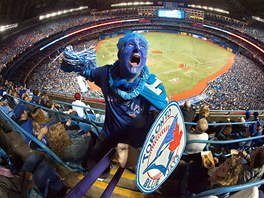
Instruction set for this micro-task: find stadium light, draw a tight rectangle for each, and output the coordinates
[39,6,88,20]
[0,23,18,32]
[252,16,264,23]
[188,4,229,14]
[111,1,153,7]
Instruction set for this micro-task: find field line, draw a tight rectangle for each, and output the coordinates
[197,57,229,65]
[160,68,181,74]
[180,53,201,64]
[161,54,180,64]
[183,73,192,77]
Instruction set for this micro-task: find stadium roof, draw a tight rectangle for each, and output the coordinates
[0,0,263,24]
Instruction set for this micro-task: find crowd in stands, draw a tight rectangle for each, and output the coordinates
[0,133,68,198]
[0,78,263,197]
[243,26,264,44]
[159,101,264,197]
[0,11,123,71]
[114,100,264,197]
[1,6,263,72]
[26,47,264,110]
[26,39,105,100]
[0,78,103,165]
[196,54,264,110]
[28,59,81,95]
[0,7,264,197]
[0,79,102,197]
[205,13,264,44]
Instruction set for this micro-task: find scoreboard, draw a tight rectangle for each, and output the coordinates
[157,9,185,19]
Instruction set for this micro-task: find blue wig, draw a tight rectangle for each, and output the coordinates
[117,32,148,51]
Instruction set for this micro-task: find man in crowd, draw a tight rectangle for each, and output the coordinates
[60,32,168,175]
[180,100,195,133]
[72,92,94,118]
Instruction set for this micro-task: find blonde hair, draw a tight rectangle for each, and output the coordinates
[31,107,50,134]
[199,105,210,118]
[47,122,71,157]
[210,156,242,187]
[195,118,208,134]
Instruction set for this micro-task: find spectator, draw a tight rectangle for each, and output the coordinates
[209,155,242,188]
[184,118,209,154]
[12,103,35,145]
[41,99,61,124]
[193,104,210,123]
[30,107,53,146]
[72,92,94,118]
[60,33,168,180]
[217,125,233,140]
[12,90,20,105]
[32,90,41,104]
[237,146,264,184]
[4,89,16,109]
[0,97,12,116]
[22,93,34,113]
[180,101,196,133]
[0,153,67,198]
[184,154,242,194]
[47,122,94,164]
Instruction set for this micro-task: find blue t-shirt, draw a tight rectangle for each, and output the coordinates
[19,119,49,145]
[0,105,9,114]
[20,119,34,143]
[89,65,166,148]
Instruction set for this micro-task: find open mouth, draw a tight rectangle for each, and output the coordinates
[130,53,141,66]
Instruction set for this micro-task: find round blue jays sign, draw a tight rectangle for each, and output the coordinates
[136,101,186,193]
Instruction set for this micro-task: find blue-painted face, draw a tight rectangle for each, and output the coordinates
[117,33,148,80]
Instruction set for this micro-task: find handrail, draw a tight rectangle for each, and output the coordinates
[186,135,264,145]
[101,167,125,198]
[5,95,264,197]
[2,95,125,197]
[53,99,106,113]
[0,108,85,172]
[44,89,105,101]
[186,136,264,197]
[7,95,102,135]
[209,109,263,113]
[185,121,257,126]
[65,148,116,198]
[193,179,264,198]
[52,99,106,128]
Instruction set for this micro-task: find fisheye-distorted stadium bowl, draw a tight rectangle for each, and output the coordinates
[95,32,234,101]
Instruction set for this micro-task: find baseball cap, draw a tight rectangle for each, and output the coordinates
[74,92,81,100]
[245,111,251,119]
[13,103,27,118]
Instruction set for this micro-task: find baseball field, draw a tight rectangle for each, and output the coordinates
[95,32,235,101]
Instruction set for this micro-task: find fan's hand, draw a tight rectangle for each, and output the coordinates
[59,45,97,76]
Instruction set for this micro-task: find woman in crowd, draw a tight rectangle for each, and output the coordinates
[30,107,54,146]
[193,104,210,123]
[237,146,264,184]
[208,155,242,188]
[47,122,94,165]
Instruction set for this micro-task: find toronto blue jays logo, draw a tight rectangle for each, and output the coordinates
[136,101,186,193]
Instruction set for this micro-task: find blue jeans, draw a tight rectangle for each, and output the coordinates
[21,154,66,197]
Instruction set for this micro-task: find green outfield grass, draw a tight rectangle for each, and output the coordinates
[96,32,233,97]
